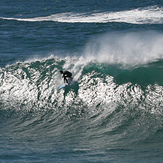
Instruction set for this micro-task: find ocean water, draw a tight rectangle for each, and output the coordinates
[0,0,163,162]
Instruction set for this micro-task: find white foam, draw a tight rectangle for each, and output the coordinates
[1,6,163,24]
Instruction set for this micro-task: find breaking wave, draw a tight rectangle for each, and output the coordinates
[1,6,163,24]
[0,56,162,114]
[0,31,162,155]
[0,30,163,112]
[0,52,162,156]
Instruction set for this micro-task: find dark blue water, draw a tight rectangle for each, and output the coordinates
[0,0,163,162]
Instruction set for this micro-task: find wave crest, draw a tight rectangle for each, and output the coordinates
[0,57,162,116]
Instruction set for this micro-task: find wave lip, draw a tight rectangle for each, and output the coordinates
[1,6,163,24]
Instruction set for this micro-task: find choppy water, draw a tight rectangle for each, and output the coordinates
[0,0,163,162]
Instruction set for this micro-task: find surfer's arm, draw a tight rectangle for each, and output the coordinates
[63,74,68,77]
[62,74,66,78]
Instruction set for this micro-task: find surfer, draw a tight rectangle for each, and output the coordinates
[60,70,73,84]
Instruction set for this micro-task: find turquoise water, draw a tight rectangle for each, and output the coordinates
[0,0,163,162]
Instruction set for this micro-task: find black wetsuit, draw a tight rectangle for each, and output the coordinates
[62,71,72,83]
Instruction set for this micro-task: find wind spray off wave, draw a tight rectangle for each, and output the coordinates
[84,31,163,66]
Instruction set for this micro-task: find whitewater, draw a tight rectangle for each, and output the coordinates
[1,6,163,24]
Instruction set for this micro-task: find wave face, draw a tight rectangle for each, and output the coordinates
[1,6,163,24]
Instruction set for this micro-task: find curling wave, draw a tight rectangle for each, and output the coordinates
[0,56,162,114]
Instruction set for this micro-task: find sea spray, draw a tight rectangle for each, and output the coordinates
[84,31,163,66]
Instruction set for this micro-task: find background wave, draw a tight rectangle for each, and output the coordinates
[1,6,163,24]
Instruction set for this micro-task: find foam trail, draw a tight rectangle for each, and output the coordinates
[84,31,163,66]
[1,6,163,24]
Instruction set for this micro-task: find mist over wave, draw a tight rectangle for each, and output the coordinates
[84,31,163,66]
[1,6,163,24]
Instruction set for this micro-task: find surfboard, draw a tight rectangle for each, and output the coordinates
[59,78,72,89]
[59,84,68,89]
